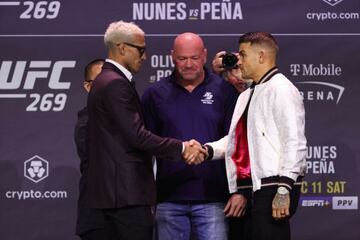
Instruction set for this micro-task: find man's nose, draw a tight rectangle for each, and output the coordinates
[185,58,193,67]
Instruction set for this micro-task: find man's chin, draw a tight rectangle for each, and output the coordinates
[132,65,142,73]
[181,73,198,81]
[241,73,251,80]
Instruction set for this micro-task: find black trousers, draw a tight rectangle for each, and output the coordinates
[228,187,252,240]
[253,184,301,240]
[229,185,301,240]
[101,205,154,240]
[228,208,252,240]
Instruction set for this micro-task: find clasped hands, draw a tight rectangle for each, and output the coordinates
[182,139,208,165]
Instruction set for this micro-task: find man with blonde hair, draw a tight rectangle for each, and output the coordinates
[86,21,206,240]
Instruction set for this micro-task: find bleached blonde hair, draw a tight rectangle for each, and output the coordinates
[104,20,145,49]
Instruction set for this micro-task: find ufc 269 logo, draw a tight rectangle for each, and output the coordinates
[0,1,61,20]
[0,60,76,112]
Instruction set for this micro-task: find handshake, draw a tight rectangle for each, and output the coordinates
[182,139,209,165]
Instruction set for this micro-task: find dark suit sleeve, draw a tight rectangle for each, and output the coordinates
[104,79,182,160]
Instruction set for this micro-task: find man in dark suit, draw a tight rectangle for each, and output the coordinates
[74,59,106,240]
[86,20,205,240]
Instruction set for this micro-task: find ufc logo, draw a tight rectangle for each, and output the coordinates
[0,60,76,90]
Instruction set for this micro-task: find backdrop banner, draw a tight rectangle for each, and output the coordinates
[0,0,359,239]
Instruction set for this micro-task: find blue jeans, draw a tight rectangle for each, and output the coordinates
[155,202,228,240]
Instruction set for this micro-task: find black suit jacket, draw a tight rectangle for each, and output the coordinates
[86,62,182,209]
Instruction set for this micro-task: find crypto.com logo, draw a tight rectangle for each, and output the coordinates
[24,155,49,183]
[323,0,343,6]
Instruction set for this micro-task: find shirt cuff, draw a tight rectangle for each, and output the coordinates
[279,176,295,191]
[204,144,214,160]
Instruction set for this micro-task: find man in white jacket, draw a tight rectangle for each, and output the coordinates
[205,32,307,240]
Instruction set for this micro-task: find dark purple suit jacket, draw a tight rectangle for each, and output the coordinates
[86,62,182,209]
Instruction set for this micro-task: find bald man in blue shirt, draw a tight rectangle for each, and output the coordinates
[142,32,240,240]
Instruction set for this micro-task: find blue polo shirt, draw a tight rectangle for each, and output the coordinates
[141,68,238,202]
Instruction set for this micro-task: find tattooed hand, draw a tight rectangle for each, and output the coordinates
[272,191,290,220]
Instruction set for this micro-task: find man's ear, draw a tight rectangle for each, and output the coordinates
[171,49,175,61]
[117,43,126,56]
[83,81,91,93]
[259,50,265,64]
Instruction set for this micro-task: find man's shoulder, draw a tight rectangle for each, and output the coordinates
[206,71,232,86]
[207,70,223,80]
[99,68,125,81]
[265,73,302,100]
[270,73,298,90]
[143,75,174,96]
[270,72,291,83]
[95,69,129,91]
